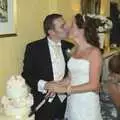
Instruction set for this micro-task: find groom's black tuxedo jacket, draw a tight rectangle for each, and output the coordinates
[22,37,73,119]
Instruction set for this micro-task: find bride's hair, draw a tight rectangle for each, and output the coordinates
[75,13,100,48]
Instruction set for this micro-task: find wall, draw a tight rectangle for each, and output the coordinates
[0,0,49,95]
[0,0,80,96]
[58,0,80,20]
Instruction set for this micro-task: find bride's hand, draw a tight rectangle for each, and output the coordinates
[45,80,68,89]
[48,85,67,93]
[45,81,68,93]
[45,81,58,90]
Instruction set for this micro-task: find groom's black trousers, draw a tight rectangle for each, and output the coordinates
[33,95,67,120]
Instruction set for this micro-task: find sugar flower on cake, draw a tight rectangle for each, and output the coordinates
[27,93,34,106]
[1,96,7,105]
[1,96,10,107]
[6,75,26,88]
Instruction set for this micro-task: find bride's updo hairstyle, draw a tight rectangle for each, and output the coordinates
[75,13,100,48]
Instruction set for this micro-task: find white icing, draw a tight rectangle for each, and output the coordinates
[0,75,34,120]
[6,86,28,99]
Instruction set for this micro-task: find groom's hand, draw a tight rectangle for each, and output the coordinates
[45,91,55,98]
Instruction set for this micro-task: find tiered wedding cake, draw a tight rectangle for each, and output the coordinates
[0,75,34,120]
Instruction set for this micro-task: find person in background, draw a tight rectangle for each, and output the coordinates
[22,13,73,120]
[110,2,120,45]
[45,13,103,120]
[100,53,120,120]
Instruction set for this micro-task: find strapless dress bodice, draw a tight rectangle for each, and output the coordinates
[68,57,90,85]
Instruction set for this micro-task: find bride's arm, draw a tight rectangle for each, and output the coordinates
[69,49,102,94]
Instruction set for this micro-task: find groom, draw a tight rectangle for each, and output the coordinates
[22,14,73,120]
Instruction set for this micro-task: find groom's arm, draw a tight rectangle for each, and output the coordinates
[22,44,38,91]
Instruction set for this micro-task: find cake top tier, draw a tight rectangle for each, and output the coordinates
[6,75,29,99]
[6,75,26,88]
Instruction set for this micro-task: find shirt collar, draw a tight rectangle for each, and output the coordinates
[47,37,61,46]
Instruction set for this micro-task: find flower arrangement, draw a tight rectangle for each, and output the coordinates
[87,14,113,33]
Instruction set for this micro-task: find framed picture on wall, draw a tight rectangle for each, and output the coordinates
[0,0,17,37]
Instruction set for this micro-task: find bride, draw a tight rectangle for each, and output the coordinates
[45,13,103,120]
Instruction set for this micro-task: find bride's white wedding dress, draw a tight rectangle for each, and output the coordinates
[65,57,103,120]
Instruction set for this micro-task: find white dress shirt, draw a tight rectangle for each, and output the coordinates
[48,38,65,81]
[38,37,66,102]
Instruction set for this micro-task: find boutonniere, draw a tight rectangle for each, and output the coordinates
[65,48,72,59]
[66,47,76,59]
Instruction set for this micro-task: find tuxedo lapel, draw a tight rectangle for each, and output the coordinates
[44,38,54,80]
[41,38,54,81]
[61,41,68,63]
